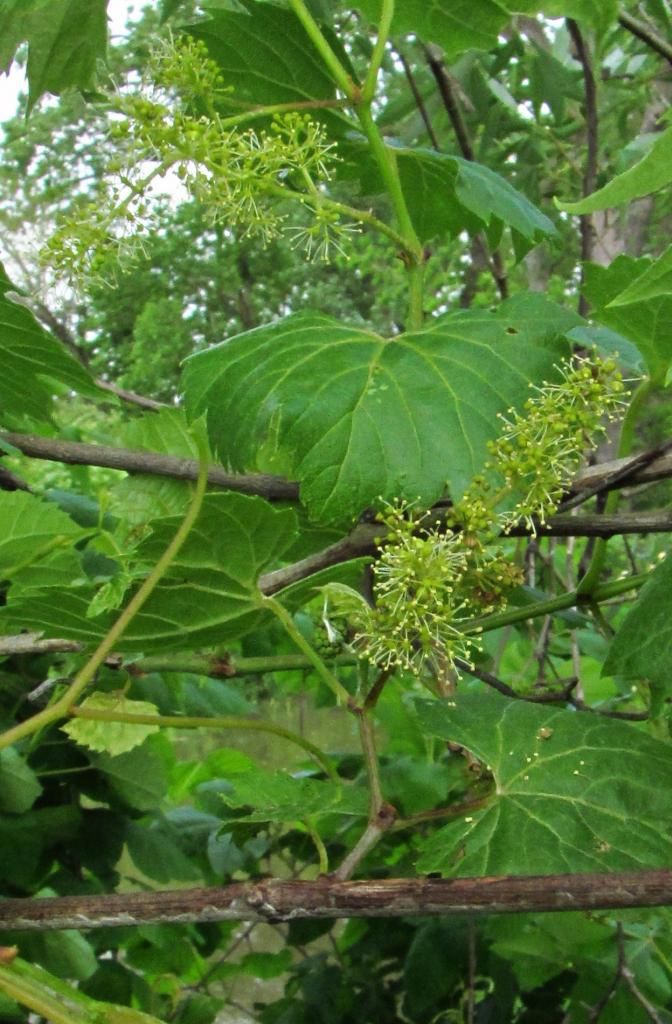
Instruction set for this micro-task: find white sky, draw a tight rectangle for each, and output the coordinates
[0,1,140,122]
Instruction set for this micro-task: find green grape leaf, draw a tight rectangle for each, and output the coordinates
[347,143,556,257]
[0,0,108,112]
[126,819,203,883]
[0,493,298,652]
[0,748,43,813]
[0,491,85,580]
[189,0,341,104]
[557,125,672,214]
[414,691,672,875]
[606,243,672,308]
[222,769,368,822]
[582,256,672,383]
[355,0,616,55]
[0,263,100,423]
[486,914,613,992]
[183,306,566,525]
[603,556,672,689]
[517,0,618,33]
[18,930,98,982]
[62,694,161,756]
[354,0,514,59]
[91,744,169,812]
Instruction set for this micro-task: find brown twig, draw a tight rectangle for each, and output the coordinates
[0,465,30,492]
[567,18,598,316]
[94,379,166,411]
[559,438,672,512]
[618,9,672,67]
[590,922,663,1023]
[397,49,440,148]
[423,43,508,300]
[454,660,648,720]
[2,872,672,931]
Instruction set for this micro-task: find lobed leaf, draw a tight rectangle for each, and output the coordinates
[606,243,672,309]
[353,0,515,61]
[0,0,108,112]
[347,142,556,257]
[62,694,161,756]
[414,691,672,876]
[189,0,341,105]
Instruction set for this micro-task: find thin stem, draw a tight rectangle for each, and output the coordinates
[287,0,355,99]
[362,0,394,103]
[331,821,385,881]
[304,819,330,874]
[357,711,384,817]
[356,105,421,257]
[356,103,425,329]
[578,379,653,595]
[464,571,650,637]
[0,435,210,752]
[69,707,337,780]
[217,98,349,129]
[263,596,352,705]
[267,183,410,251]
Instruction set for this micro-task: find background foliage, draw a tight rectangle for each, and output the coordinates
[2,1,672,1021]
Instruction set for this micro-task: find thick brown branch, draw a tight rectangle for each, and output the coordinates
[507,509,672,538]
[1,432,299,502]
[3,432,671,509]
[1,872,671,931]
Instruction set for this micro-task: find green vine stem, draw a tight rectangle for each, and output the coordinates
[464,571,650,637]
[356,710,384,817]
[0,964,85,1024]
[303,817,330,874]
[287,0,355,99]
[69,707,337,780]
[578,378,654,596]
[263,595,353,705]
[362,0,395,103]
[0,434,210,753]
[288,0,424,331]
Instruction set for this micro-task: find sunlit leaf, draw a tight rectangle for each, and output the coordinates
[62,694,161,756]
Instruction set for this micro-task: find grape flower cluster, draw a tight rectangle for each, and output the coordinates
[324,354,625,677]
[42,35,351,287]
